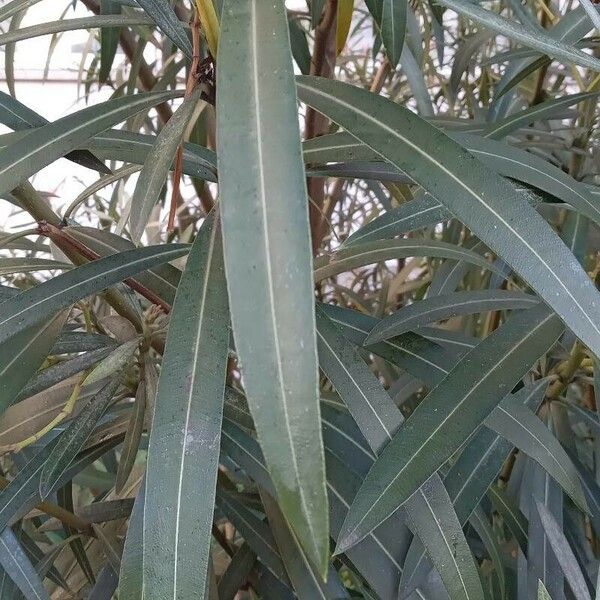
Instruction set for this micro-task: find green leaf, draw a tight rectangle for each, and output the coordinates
[0,312,66,416]
[296,76,600,358]
[438,0,600,72]
[115,379,146,494]
[0,89,109,174]
[288,18,311,75]
[400,379,549,597]
[0,14,155,46]
[0,90,181,197]
[99,0,121,84]
[217,0,328,573]
[381,0,406,67]
[215,488,289,583]
[83,339,139,386]
[488,485,528,554]
[0,244,188,345]
[316,305,403,454]
[319,303,456,386]
[85,129,217,182]
[314,238,499,282]
[336,0,354,55]
[344,196,449,247]
[538,581,553,600]
[119,484,145,600]
[260,489,344,599]
[483,91,600,139]
[0,528,50,600]
[404,476,485,599]
[0,257,69,275]
[335,304,563,553]
[535,499,592,600]
[143,215,230,598]
[0,0,42,23]
[130,85,204,242]
[64,226,181,306]
[486,397,587,510]
[365,289,539,344]
[132,0,192,58]
[39,373,124,498]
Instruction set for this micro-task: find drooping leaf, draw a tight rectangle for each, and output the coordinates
[335,304,563,553]
[534,499,592,600]
[381,0,406,67]
[296,76,600,358]
[195,0,220,57]
[314,238,499,282]
[129,85,203,242]
[217,0,328,573]
[99,0,121,83]
[39,373,124,498]
[0,312,66,416]
[143,215,230,598]
[365,289,539,344]
[438,0,600,72]
[404,476,485,600]
[336,0,354,55]
[0,244,188,345]
[135,0,193,58]
[0,528,50,600]
[0,90,181,197]
[486,397,587,510]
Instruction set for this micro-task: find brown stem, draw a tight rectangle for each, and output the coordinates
[168,11,202,233]
[38,222,173,313]
[305,0,338,255]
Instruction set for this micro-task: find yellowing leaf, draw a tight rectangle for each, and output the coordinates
[336,0,354,55]
[195,0,220,58]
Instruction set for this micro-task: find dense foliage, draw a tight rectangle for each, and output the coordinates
[2,0,600,598]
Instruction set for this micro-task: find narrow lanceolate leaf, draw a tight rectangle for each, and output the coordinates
[365,290,540,344]
[336,0,354,55]
[0,528,50,600]
[534,500,592,600]
[381,0,406,67]
[314,238,497,282]
[344,196,449,247]
[335,304,563,553]
[319,303,456,386]
[296,77,600,358]
[115,380,146,494]
[120,483,145,600]
[99,0,121,83]
[0,89,109,174]
[218,0,328,573]
[195,0,220,57]
[135,0,193,58]
[0,90,181,197]
[39,373,123,498]
[260,489,346,599]
[316,305,403,454]
[0,312,66,415]
[438,0,600,72]
[130,86,203,241]
[399,380,550,599]
[0,244,189,345]
[404,476,485,600]
[316,309,482,598]
[483,91,600,140]
[486,397,587,510]
[143,216,230,599]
